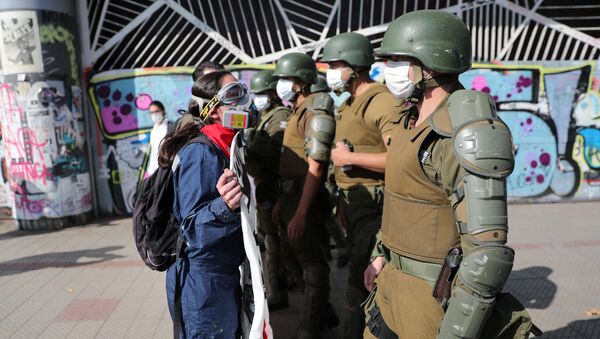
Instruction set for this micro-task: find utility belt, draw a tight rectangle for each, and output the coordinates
[382,246,442,287]
[339,184,384,204]
[383,245,463,307]
[279,177,304,194]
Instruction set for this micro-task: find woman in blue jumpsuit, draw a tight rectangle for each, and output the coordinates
[162,71,246,338]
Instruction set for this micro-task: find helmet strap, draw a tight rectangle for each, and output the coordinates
[408,63,457,103]
[407,63,424,104]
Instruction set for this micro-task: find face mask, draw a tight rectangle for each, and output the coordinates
[253,94,270,111]
[151,113,164,124]
[384,61,415,99]
[221,106,259,129]
[276,79,296,101]
[326,68,347,91]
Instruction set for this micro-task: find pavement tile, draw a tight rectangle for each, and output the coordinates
[153,320,172,339]
[9,320,50,339]
[55,298,120,322]
[124,319,160,338]
[95,318,130,339]
[65,320,103,339]
[137,297,167,319]
[108,297,146,320]
[37,322,77,339]
[0,322,21,338]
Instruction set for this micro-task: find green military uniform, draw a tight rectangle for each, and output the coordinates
[247,104,293,305]
[274,53,337,338]
[320,31,404,338]
[364,10,533,339]
[247,70,297,308]
[335,83,402,337]
[278,94,333,336]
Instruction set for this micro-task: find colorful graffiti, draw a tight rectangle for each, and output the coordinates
[0,80,91,220]
[87,67,271,215]
[459,63,600,202]
[0,10,91,223]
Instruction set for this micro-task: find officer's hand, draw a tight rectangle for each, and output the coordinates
[287,213,306,240]
[364,256,384,292]
[331,141,351,167]
[217,169,242,210]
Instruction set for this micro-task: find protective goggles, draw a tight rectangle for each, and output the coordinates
[197,82,250,121]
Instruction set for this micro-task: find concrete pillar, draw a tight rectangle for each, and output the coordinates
[0,0,92,229]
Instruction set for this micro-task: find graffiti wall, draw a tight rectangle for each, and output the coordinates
[88,67,268,215]
[462,62,600,202]
[89,62,600,215]
[0,10,91,225]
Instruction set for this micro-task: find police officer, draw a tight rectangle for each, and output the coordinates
[363,10,532,339]
[320,32,404,338]
[273,52,337,338]
[246,70,293,309]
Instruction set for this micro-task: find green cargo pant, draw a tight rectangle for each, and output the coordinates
[339,185,382,339]
[278,189,331,336]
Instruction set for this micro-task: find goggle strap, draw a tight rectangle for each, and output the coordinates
[200,96,220,121]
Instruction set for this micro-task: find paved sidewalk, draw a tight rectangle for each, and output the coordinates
[0,201,599,338]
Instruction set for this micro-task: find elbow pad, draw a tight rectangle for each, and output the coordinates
[305,113,335,161]
[304,93,335,161]
[437,244,514,339]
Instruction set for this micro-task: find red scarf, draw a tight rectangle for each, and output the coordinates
[201,124,236,158]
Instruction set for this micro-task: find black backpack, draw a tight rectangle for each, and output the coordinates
[132,132,225,271]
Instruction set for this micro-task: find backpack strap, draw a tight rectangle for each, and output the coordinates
[188,132,228,171]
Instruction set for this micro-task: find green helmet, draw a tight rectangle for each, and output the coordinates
[273,52,317,84]
[311,75,329,93]
[320,32,375,67]
[376,10,471,74]
[250,70,277,94]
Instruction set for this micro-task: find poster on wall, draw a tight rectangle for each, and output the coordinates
[0,11,43,75]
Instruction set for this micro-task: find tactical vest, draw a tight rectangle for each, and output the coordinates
[279,96,314,179]
[334,83,392,189]
[258,105,289,135]
[380,98,460,265]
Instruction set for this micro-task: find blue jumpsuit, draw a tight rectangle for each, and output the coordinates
[166,142,244,339]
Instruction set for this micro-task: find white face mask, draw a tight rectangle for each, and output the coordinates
[326,68,347,91]
[253,94,270,111]
[151,113,164,124]
[384,61,415,99]
[276,79,296,101]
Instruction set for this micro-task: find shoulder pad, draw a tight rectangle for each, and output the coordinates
[449,90,514,178]
[428,106,453,137]
[271,105,291,117]
[308,92,334,116]
[447,89,497,129]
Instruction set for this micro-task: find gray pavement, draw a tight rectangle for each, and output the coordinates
[0,201,599,338]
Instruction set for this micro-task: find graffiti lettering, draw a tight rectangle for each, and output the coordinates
[39,24,78,85]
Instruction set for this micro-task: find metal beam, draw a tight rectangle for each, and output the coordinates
[88,0,165,65]
[165,0,254,63]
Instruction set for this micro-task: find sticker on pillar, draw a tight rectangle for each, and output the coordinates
[0,11,44,75]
